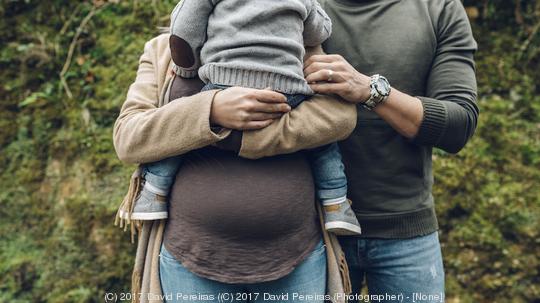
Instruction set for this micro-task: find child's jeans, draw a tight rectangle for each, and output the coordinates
[141,83,348,201]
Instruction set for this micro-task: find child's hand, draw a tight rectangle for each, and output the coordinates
[210,87,291,131]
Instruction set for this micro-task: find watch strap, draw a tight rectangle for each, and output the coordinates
[362,74,390,111]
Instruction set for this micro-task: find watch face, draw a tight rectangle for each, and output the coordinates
[376,77,391,96]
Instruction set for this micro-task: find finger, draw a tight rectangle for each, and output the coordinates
[247,112,284,121]
[305,70,345,84]
[309,82,349,95]
[251,101,291,113]
[304,54,338,68]
[242,119,275,130]
[303,62,337,77]
[251,89,288,103]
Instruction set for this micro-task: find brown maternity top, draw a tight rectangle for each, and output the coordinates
[162,77,321,284]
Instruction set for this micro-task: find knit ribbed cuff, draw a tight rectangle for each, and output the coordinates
[413,97,447,146]
[171,63,198,78]
[199,64,314,95]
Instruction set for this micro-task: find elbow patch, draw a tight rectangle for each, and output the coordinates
[170,35,196,68]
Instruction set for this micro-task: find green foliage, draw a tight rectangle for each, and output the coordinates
[0,0,539,302]
[0,1,175,302]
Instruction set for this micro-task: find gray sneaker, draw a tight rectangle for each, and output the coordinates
[323,200,361,236]
[119,187,168,220]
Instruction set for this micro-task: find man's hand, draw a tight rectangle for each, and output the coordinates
[304,54,371,104]
[210,87,291,130]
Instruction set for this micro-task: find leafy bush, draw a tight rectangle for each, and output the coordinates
[0,0,538,302]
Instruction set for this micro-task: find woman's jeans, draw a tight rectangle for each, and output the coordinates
[340,232,445,303]
[159,240,327,303]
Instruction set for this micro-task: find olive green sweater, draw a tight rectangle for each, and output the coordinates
[320,0,478,238]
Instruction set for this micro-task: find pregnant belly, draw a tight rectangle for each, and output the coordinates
[168,147,316,239]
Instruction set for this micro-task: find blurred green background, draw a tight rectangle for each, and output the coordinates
[0,0,539,302]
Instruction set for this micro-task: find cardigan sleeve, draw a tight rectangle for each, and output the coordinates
[412,0,479,154]
[236,46,357,159]
[239,94,357,159]
[112,37,230,164]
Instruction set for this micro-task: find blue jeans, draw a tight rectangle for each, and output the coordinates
[159,240,327,303]
[339,232,445,303]
[141,83,348,200]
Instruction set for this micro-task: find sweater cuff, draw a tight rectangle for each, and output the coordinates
[413,97,447,146]
[172,63,198,78]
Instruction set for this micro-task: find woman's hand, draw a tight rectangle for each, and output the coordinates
[304,54,371,104]
[210,87,291,130]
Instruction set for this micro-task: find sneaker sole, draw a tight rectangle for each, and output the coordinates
[119,210,168,220]
[325,221,362,236]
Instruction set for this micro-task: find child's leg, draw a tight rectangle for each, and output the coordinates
[142,82,226,195]
[308,143,348,204]
[125,83,225,221]
[142,81,228,194]
[142,156,184,195]
[202,83,231,92]
[285,94,310,109]
[286,92,350,201]
[308,143,361,235]
[142,81,225,194]
[122,156,183,220]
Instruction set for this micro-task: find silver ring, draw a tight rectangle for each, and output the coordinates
[327,69,334,82]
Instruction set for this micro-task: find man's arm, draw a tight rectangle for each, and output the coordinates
[410,0,478,153]
[372,0,478,153]
[306,0,478,154]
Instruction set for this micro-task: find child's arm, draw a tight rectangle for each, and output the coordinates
[303,0,333,47]
[169,0,217,78]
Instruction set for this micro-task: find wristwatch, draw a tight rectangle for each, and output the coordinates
[362,74,391,110]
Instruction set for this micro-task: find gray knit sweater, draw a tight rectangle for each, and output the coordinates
[169,0,332,95]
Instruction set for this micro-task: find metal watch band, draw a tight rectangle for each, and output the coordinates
[362,74,390,111]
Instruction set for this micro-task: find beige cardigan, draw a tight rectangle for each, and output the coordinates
[113,34,356,303]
